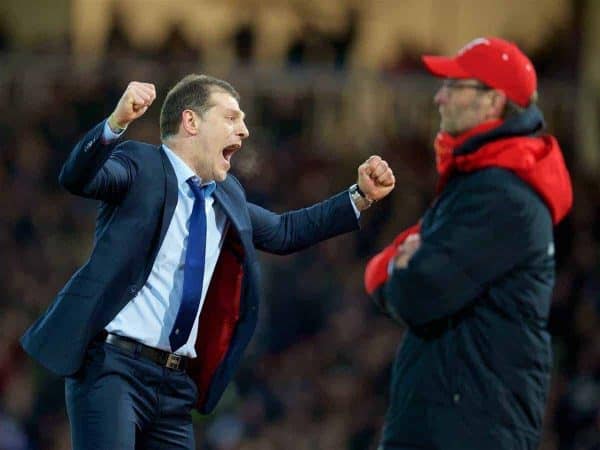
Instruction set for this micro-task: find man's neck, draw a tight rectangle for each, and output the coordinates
[162,138,199,177]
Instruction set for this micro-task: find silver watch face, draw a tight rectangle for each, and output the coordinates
[350,189,364,206]
[350,184,372,208]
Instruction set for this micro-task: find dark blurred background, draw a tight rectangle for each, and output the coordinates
[0,0,599,449]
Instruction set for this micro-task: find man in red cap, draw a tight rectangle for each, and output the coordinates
[364,37,573,449]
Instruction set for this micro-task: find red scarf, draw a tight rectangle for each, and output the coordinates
[434,120,503,192]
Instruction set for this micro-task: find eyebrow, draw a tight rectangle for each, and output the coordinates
[225,108,245,120]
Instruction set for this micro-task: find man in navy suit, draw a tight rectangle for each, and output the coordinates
[21,74,395,449]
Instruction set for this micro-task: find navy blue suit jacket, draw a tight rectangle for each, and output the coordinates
[21,121,359,413]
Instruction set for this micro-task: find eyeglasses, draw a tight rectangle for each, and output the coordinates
[440,79,491,91]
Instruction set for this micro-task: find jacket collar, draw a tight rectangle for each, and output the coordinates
[213,182,247,234]
[454,104,545,156]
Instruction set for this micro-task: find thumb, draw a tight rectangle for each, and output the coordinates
[405,234,421,244]
[403,237,421,254]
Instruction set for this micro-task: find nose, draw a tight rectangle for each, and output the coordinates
[434,86,448,105]
[238,121,250,140]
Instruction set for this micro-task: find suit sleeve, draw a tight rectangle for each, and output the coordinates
[58,120,136,203]
[383,182,541,328]
[248,190,359,255]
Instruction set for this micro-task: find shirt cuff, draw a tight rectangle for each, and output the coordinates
[102,119,125,142]
[349,191,361,218]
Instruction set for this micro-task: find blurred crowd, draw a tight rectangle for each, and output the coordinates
[0,17,599,450]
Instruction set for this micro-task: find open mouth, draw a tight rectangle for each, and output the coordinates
[222,144,241,163]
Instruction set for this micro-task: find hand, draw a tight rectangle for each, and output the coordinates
[393,234,421,269]
[357,155,395,201]
[109,81,157,129]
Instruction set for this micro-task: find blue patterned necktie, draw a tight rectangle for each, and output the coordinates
[169,177,209,352]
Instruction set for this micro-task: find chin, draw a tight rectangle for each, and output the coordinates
[214,171,228,182]
[441,123,459,135]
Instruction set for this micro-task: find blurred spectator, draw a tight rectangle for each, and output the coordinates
[233,26,255,66]
[0,19,598,450]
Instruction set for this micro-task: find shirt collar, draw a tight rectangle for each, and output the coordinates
[162,144,216,196]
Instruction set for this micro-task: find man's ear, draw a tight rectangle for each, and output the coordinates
[181,109,199,135]
[490,90,507,118]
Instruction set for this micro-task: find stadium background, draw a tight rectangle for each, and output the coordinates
[0,0,598,448]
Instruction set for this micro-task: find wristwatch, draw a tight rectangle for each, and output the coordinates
[107,115,127,134]
[349,183,373,210]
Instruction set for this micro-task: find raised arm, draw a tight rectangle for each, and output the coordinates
[249,155,395,254]
[58,81,156,202]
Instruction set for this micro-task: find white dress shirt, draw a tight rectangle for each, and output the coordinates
[103,122,228,357]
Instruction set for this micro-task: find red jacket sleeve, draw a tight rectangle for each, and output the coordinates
[364,223,421,295]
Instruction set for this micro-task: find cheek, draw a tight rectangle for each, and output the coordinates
[443,102,461,118]
[213,124,232,143]
[449,98,478,118]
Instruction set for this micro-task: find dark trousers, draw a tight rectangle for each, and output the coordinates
[65,340,198,450]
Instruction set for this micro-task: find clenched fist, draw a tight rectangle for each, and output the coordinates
[357,155,395,202]
[109,81,157,130]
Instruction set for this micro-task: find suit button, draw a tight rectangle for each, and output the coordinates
[128,285,138,295]
[453,393,461,404]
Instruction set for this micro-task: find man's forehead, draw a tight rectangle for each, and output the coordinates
[209,91,244,116]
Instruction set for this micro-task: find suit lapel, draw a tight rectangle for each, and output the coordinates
[157,146,178,250]
[213,181,246,235]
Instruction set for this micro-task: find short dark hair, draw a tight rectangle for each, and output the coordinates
[159,74,240,139]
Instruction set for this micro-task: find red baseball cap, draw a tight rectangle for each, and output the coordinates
[422,37,537,107]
